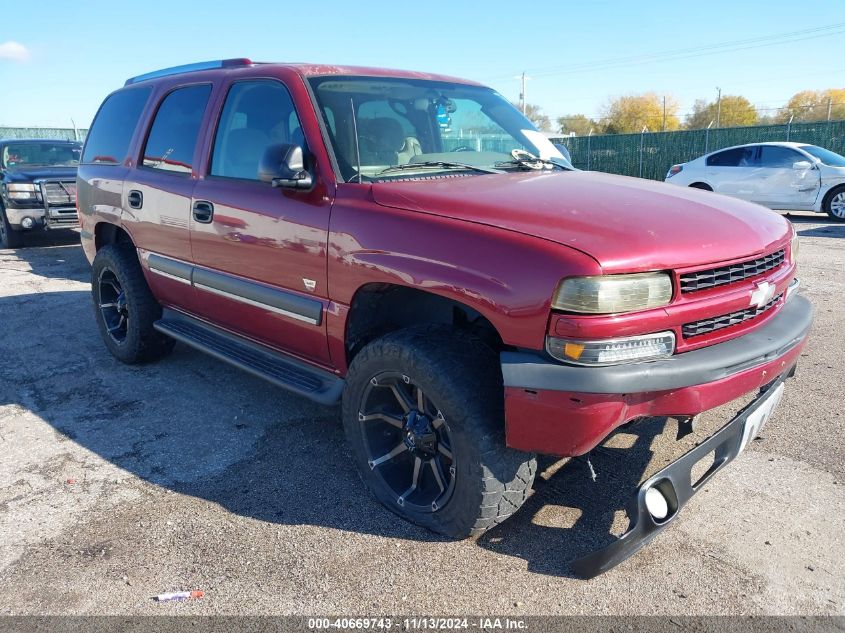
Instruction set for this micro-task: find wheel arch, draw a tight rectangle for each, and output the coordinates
[94,222,135,252]
[344,283,505,367]
[821,182,845,213]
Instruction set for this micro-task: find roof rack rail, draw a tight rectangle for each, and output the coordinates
[125,58,253,86]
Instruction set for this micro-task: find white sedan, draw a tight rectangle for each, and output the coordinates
[664,142,845,221]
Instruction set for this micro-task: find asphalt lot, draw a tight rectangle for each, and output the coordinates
[0,212,843,616]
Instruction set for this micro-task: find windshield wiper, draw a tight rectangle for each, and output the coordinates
[496,151,571,172]
[376,161,502,177]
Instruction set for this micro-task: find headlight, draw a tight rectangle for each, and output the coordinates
[547,331,675,366]
[5,183,38,200]
[552,272,673,314]
[791,234,800,264]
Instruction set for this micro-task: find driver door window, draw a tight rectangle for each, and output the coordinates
[210,80,304,180]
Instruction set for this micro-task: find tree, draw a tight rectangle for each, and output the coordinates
[685,95,758,129]
[756,113,777,126]
[556,114,602,136]
[601,93,680,134]
[513,102,552,132]
[778,89,845,122]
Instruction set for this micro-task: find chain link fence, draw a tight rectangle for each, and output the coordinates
[0,127,88,141]
[553,120,845,181]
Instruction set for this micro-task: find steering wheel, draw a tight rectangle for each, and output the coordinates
[450,146,474,152]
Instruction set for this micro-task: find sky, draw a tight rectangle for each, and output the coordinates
[1,0,844,128]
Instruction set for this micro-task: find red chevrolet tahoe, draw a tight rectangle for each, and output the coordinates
[77,59,813,577]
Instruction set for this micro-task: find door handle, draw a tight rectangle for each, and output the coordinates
[127,190,143,209]
[192,200,214,224]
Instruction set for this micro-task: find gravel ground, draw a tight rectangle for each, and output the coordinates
[0,213,843,616]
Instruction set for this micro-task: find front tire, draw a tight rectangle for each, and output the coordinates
[0,205,24,249]
[342,325,536,538]
[689,182,713,191]
[91,243,175,364]
[824,185,845,222]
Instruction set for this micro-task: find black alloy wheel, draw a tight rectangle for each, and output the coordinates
[342,325,537,538]
[97,267,130,343]
[358,371,456,512]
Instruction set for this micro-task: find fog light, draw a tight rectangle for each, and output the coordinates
[546,331,675,366]
[644,486,669,520]
[21,217,34,229]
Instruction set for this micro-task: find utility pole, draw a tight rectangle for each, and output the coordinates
[662,96,667,132]
[515,72,530,115]
[828,97,833,122]
[715,87,722,128]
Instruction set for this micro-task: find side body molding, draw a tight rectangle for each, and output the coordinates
[146,252,322,325]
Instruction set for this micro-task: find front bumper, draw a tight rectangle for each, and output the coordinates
[3,204,44,227]
[501,294,813,456]
[571,373,788,579]
[3,204,78,230]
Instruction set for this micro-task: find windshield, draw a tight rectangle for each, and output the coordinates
[308,76,572,181]
[1,142,82,169]
[799,145,845,167]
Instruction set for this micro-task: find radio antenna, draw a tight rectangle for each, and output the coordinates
[350,97,363,184]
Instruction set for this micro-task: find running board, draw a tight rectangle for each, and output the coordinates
[154,311,344,406]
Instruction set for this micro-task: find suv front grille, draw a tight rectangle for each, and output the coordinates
[680,249,785,293]
[682,293,782,338]
[39,181,76,207]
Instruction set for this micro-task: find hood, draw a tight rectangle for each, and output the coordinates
[4,166,78,182]
[371,170,791,272]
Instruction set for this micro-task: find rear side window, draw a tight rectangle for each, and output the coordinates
[142,84,212,174]
[706,146,756,167]
[759,146,802,168]
[82,87,152,165]
[210,80,303,180]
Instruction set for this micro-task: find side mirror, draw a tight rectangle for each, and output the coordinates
[258,143,313,189]
[792,160,813,171]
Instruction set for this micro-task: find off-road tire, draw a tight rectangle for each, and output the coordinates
[823,185,845,222]
[91,243,175,364]
[0,204,24,249]
[342,325,536,538]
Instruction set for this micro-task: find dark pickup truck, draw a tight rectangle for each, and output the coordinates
[0,138,82,248]
[77,59,813,577]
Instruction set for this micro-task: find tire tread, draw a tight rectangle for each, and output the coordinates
[342,324,536,539]
[91,243,174,364]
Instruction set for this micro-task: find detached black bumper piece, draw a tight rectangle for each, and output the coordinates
[571,372,790,579]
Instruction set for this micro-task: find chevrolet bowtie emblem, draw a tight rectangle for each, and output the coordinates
[749,281,776,309]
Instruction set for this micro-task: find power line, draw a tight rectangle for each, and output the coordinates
[483,22,845,81]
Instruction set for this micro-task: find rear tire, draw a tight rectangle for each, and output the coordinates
[91,243,175,364]
[342,325,536,538]
[689,182,713,191]
[823,185,845,222]
[0,205,24,249]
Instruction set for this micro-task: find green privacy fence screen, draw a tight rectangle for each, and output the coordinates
[552,120,845,181]
[0,127,88,141]
[4,121,844,181]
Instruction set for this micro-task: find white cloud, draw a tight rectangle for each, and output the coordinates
[0,41,30,62]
